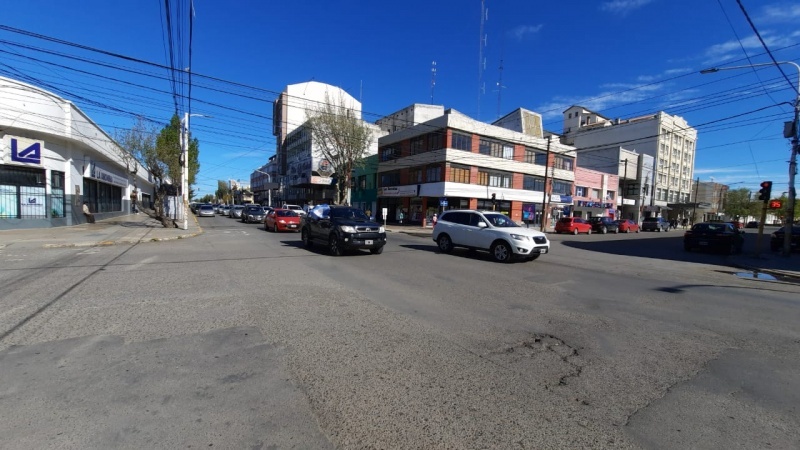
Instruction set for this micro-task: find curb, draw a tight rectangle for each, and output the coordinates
[41,230,203,249]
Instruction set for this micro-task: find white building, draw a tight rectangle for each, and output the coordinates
[562,106,697,219]
[0,76,152,229]
[272,81,382,206]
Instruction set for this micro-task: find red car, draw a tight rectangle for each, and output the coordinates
[554,217,592,235]
[264,209,302,232]
[615,219,640,233]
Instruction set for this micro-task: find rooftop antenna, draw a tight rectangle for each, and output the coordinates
[495,58,506,119]
[477,0,488,120]
[430,61,437,103]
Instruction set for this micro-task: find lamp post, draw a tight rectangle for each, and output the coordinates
[701,61,799,257]
[253,169,273,207]
[180,113,211,230]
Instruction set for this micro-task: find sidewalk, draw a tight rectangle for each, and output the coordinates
[0,212,202,250]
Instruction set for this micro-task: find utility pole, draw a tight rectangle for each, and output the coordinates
[692,176,699,225]
[540,136,552,232]
[621,158,628,217]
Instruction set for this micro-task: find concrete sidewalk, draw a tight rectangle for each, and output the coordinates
[0,212,202,250]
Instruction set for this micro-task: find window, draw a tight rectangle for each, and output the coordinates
[51,170,65,218]
[380,147,398,162]
[411,137,425,155]
[524,148,547,165]
[575,186,587,197]
[380,172,400,186]
[477,170,511,188]
[408,168,423,183]
[451,132,472,151]
[478,138,514,160]
[426,165,442,182]
[606,190,615,200]
[450,165,470,184]
[358,175,366,189]
[553,155,574,171]
[551,180,573,195]
[428,131,444,151]
[523,175,545,192]
[591,188,601,199]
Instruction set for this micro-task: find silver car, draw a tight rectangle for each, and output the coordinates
[197,204,215,217]
[229,205,245,218]
[241,205,266,224]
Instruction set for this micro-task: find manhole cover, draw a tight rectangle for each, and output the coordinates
[735,272,777,281]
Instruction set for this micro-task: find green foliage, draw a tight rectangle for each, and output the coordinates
[215,180,232,203]
[723,188,760,218]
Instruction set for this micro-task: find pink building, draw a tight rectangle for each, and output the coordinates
[570,167,620,219]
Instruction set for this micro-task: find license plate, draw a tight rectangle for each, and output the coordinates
[288,224,296,228]
[699,241,708,246]
[365,240,373,245]
[533,248,547,254]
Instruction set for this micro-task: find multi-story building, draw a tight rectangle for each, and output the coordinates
[571,167,619,219]
[272,81,381,206]
[691,180,729,222]
[0,76,153,229]
[562,106,697,221]
[350,154,379,218]
[250,155,279,207]
[376,105,576,227]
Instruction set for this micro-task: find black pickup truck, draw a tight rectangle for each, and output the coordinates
[301,205,387,256]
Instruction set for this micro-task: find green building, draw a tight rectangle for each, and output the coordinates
[350,154,378,219]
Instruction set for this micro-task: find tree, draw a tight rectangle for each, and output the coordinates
[306,92,374,205]
[115,115,200,228]
[215,180,231,204]
[723,188,759,219]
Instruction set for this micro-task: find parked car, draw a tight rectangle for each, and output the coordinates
[554,217,592,235]
[726,221,744,231]
[642,217,670,232]
[221,205,231,216]
[745,221,759,229]
[265,208,302,232]
[282,204,307,216]
[197,204,215,217]
[615,219,640,233]
[229,205,245,219]
[301,204,386,255]
[589,217,619,234]
[432,209,550,263]
[683,222,743,254]
[241,205,266,223]
[770,225,800,252]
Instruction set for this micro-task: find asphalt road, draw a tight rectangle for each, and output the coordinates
[1,217,798,449]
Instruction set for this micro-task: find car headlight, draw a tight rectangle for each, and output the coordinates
[278,219,286,224]
[339,225,356,233]
[509,234,530,241]
[379,226,385,233]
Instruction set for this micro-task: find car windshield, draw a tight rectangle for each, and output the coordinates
[331,208,369,221]
[691,223,727,233]
[483,213,518,228]
[248,207,264,214]
[276,210,298,217]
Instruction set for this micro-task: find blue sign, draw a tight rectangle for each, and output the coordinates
[439,198,448,207]
[11,138,41,164]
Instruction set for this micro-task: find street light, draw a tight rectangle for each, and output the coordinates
[701,61,799,257]
[253,169,275,207]
[180,113,211,230]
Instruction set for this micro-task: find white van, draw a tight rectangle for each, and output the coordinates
[282,204,306,216]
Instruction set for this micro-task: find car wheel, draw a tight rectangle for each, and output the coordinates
[329,234,342,256]
[370,246,384,255]
[491,241,512,263]
[437,234,454,253]
[301,228,313,248]
[625,228,630,233]
[601,226,607,234]
[657,227,662,232]
[572,228,579,235]
[613,228,618,234]
[635,229,639,233]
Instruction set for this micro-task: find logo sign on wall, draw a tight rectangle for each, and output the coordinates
[317,159,333,177]
[10,138,42,164]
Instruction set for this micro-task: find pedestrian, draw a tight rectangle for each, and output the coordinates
[82,201,95,224]
[682,218,689,229]
[431,213,437,227]
[399,209,404,224]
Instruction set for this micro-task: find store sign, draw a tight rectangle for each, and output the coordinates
[380,185,419,197]
[310,176,333,185]
[576,200,612,209]
[86,162,127,187]
[9,137,43,165]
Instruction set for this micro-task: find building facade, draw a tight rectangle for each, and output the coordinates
[350,154,379,219]
[0,76,153,229]
[571,167,619,219]
[376,106,576,227]
[271,81,381,207]
[562,106,697,220]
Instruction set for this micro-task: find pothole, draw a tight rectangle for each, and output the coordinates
[487,333,583,388]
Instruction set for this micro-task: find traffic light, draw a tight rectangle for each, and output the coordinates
[768,199,782,209]
[758,181,772,202]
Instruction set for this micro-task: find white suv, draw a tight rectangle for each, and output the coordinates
[432,210,550,262]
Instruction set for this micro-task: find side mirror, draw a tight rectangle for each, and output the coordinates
[477,221,488,228]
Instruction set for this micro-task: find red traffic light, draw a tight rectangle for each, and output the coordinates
[768,199,782,209]
[760,181,773,189]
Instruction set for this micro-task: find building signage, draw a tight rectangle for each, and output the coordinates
[439,197,448,207]
[86,162,127,187]
[380,185,419,197]
[310,176,333,185]
[576,200,612,209]
[9,137,43,165]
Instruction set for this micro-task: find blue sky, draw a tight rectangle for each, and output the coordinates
[2,0,799,199]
